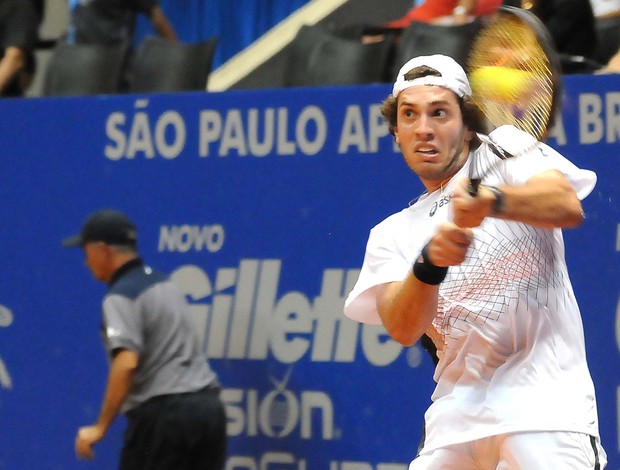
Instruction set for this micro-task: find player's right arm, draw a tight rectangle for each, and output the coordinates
[75,349,138,459]
[376,222,472,346]
[376,276,440,346]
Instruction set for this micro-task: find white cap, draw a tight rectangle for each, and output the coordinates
[392,54,472,99]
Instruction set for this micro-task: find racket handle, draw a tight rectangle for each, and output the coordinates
[468,178,481,196]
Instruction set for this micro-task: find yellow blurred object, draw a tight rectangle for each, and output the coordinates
[470,66,534,102]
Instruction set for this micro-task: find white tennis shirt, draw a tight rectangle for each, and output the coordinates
[344,126,601,454]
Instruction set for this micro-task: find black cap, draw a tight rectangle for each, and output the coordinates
[62,209,138,248]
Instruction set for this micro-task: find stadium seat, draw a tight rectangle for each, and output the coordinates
[284,24,393,87]
[128,36,219,93]
[42,41,129,97]
[392,20,484,75]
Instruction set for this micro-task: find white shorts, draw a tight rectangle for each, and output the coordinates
[409,431,606,470]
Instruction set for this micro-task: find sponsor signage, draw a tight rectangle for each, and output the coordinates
[0,77,618,469]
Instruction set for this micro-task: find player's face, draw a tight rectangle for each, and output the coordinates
[83,242,113,282]
[394,86,472,193]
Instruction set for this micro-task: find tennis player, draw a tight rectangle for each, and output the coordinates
[344,54,606,469]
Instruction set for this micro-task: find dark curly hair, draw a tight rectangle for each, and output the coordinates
[380,65,487,143]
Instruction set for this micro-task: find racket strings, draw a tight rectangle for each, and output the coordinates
[468,12,555,140]
[433,221,562,340]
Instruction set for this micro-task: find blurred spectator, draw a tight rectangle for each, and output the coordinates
[597,46,620,73]
[67,0,178,46]
[589,0,620,64]
[65,0,179,92]
[386,0,503,28]
[0,0,39,97]
[31,0,44,22]
[528,0,600,73]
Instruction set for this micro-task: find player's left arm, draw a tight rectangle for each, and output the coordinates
[452,169,584,229]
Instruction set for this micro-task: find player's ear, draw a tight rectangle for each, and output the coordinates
[465,127,482,149]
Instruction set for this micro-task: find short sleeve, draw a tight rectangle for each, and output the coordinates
[130,0,158,14]
[344,216,417,325]
[102,293,143,355]
[490,126,597,200]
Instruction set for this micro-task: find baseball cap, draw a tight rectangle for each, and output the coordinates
[392,54,472,99]
[62,209,138,248]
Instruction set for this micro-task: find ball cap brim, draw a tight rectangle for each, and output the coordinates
[62,209,137,248]
[392,54,472,99]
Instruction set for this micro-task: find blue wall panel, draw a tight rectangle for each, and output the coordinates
[0,75,618,469]
[134,0,311,68]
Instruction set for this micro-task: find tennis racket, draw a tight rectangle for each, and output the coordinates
[466,5,562,195]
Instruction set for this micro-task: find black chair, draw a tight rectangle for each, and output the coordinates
[128,36,218,93]
[43,41,129,97]
[392,20,484,76]
[559,54,603,74]
[284,24,393,87]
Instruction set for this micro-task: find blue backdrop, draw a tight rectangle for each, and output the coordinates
[135,0,311,69]
[0,74,618,469]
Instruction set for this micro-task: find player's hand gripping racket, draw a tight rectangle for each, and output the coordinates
[466,5,562,196]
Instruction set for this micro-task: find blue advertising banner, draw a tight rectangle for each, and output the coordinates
[0,74,618,469]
